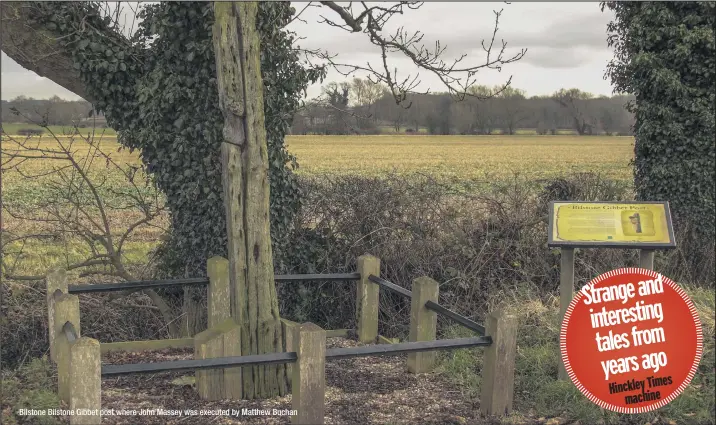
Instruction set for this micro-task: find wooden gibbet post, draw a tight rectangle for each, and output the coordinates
[356,254,380,344]
[291,323,326,425]
[54,293,81,405]
[639,249,655,270]
[194,318,242,400]
[407,276,438,373]
[557,247,574,381]
[207,256,231,328]
[480,309,517,416]
[69,337,101,425]
[213,2,289,398]
[46,267,68,362]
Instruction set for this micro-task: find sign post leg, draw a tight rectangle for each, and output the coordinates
[558,248,575,381]
[638,249,655,270]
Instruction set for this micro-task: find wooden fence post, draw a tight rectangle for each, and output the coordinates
[194,318,242,400]
[407,276,438,373]
[639,249,655,270]
[221,320,242,400]
[70,337,101,425]
[356,254,380,344]
[207,256,231,328]
[54,293,81,405]
[281,318,299,387]
[480,309,517,417]
[558,247,574,381]
[291,323,326,425]
[46,267,68,363]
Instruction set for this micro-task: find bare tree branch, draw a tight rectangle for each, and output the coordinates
[1,116,176,334]
[309,2,527,104]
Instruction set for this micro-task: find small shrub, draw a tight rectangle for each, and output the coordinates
[16,128,44,136]
[0,357,61,425]
[277,172,712,334]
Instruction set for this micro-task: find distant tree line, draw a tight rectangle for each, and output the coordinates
[1,95,106,127]
[3,80,634,137]
[290,78,636,136]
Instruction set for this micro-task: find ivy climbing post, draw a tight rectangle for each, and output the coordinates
[212,1,288,399]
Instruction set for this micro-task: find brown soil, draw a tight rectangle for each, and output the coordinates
[59,337,538,425]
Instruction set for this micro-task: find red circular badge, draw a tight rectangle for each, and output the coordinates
[561,268,703,413]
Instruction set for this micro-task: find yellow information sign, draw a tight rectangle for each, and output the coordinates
[548,201,675,248]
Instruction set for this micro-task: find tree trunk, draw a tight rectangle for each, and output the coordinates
[212,2,288,399]
[1,2,91,101]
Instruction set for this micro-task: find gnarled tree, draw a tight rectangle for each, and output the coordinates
[2,0,525,397]
[602,1,715,254]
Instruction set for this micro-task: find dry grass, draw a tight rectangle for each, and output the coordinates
[2,134,635,182]
[285,135,634,180]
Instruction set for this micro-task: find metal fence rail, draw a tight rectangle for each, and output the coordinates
[368,274,486,335]
[424,301,486,335]
[326,336,491,360]
[69,277,209,294]
[100,337,491,377]
[69,272,362,294]
[102,351,298,376]
[368,274,412,298]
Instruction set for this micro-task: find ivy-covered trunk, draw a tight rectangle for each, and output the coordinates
[212,2,288,399]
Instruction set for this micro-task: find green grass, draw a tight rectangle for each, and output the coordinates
[0,357,62,425]
[437,285,715,424]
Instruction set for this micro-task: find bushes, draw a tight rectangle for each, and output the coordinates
[2,171,712,380]
[15,128,44,136]
[0,357,61,425]
[277,172,713,335]
[0,282,167,369]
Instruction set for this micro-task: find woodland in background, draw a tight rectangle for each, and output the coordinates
[290,81,635,136]
[1,95,106,127]
[2,82,635,136]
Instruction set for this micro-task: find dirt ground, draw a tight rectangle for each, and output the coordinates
[59,337,537,425]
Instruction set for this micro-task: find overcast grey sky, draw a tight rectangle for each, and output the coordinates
[1,2,617,101]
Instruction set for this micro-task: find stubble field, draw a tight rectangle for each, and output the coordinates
[286,135,635,180]
[3,133,636,181]
[1,132,636,280]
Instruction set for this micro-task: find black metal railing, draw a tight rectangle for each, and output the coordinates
[368,275,412,298]
[101,336,491,377]
[368,274,486,335]
[424,301,485,335]
[68,272,361,294]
